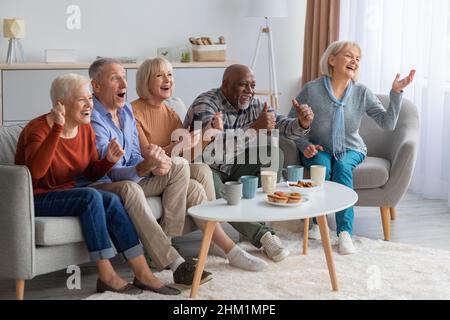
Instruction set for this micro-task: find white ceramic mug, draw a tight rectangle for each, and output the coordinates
[260,171,277,193]
[310,165,326,187]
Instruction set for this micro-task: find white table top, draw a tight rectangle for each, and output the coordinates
[188,181,358,222]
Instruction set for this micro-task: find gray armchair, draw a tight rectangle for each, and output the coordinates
[280,95,419,241]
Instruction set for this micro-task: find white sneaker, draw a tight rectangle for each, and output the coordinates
[226,245,268,271]
[338,231,356,255]
[308,224,321,240]
[260,232,290,262]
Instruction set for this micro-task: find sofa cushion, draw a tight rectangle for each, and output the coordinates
[0,123,26,164]
[35,197,164,246]
[35,217,84,246]
[165,97,187,121]
[146,196,163,220]
[353,156,391,189]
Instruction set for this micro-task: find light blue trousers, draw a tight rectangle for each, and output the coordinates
[302,149,365,236]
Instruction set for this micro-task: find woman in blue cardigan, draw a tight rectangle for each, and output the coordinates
[289,41,415,254]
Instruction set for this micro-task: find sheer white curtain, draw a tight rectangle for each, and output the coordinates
[340,0,450,204]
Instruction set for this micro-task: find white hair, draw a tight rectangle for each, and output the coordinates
[50,73,90,106]
[319,41,362,81]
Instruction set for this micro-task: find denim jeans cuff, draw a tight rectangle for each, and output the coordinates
[121,244,144,261]
[89,247,116,261]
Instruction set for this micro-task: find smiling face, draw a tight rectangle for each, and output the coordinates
[222,65,256,110]
[148,64,174,102]
[329,45,361,80]
[63,83,93,126]
[92,63,127,111]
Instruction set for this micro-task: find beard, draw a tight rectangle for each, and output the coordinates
[237,94,252,110]
[238,101,251,110]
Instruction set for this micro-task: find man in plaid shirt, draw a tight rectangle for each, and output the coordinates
[183,64,314,262]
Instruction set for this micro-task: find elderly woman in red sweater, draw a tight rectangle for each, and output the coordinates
[15,73,179,295]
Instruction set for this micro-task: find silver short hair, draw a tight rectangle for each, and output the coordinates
[136,57,173,100]
[88,57,122,82]
[319,41,362,81]
[50,73,90,106]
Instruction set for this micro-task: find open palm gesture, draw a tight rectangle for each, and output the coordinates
[392,69,416,93]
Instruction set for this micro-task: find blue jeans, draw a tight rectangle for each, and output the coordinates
[34,188,143,261]
[302,150,365,236]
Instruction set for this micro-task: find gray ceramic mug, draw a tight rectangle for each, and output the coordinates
[282,165,304,182]
[224,181,243,205]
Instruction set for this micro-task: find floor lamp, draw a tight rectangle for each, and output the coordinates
[247,0,288,108]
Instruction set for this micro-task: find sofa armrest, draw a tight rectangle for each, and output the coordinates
[0,165,36,279]
[279,136,301,167]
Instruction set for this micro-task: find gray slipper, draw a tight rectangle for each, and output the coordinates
[96,278,142,295]
[133,277,181,295]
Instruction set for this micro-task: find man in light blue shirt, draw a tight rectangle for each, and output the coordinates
[89,58,213,287]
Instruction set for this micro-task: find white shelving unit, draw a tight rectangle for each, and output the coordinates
[0,61,233,126]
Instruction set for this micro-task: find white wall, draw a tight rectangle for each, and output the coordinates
[0,0,306,114]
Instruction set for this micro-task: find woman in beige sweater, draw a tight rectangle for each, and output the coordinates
[131,57,267,272]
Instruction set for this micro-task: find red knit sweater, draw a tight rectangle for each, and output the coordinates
[15,115,114,195]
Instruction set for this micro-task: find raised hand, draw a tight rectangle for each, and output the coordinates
[250,102,276,131]
[392,69,416,93]
[50,101,66,126]
[105,138,125,163]
[293,99,314,129]
[303,144,324,159]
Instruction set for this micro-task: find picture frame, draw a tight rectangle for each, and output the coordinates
[157,47,173,61]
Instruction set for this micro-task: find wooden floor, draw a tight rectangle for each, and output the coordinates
[1,191,449,300]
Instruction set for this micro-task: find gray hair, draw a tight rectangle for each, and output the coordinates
[136,57,173,99]
[50,73,90,106]
[319,41,362,81]
[88,57,121,82]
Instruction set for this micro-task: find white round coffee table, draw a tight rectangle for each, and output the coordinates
[187,181,358,298]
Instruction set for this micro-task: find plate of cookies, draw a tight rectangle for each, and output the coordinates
[287,179,320,196]
[266,191,309,207]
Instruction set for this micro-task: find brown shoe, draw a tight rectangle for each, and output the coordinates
[96,278,142,295]
[133,278,181,295]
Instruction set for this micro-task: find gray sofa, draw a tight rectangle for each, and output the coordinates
[0,98,199,300]
[280,94,420,241]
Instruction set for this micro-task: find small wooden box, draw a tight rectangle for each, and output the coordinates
[192,44,226,62]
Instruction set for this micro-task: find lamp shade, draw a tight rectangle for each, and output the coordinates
[246,0,288,18]
[3,19,25,39]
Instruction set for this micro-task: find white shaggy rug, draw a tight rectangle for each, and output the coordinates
[86,231,450,300]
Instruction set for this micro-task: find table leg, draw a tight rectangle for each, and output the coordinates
[303,218,309,255]
[190,220,216,298]
[316,215,339,292]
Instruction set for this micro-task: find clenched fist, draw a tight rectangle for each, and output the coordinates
[292,99,314,129]
[105,138,125,163]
